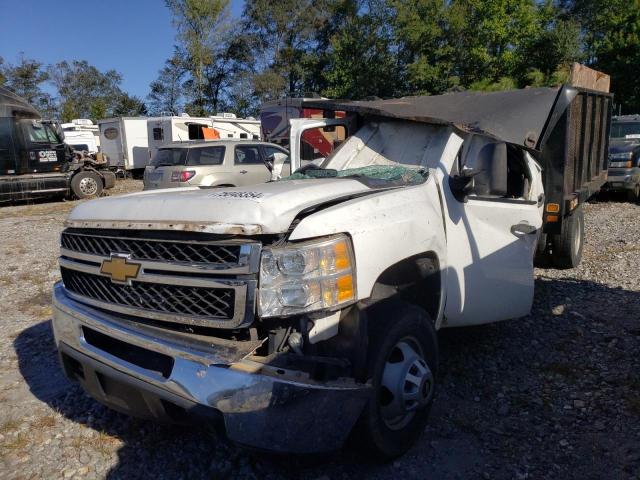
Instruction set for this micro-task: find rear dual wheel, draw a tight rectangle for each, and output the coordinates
[551,206,584,269]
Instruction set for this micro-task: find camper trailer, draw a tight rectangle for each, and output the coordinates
[147,114,261,159]
[61,119,100,153]
[98,117,150,174]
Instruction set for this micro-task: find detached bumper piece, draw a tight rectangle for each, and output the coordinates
[52,283,369,453]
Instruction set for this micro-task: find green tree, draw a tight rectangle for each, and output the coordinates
[165,0,230,115]
[393,0,458,94]
[147,54,185,115]
[322,0,399,99]
[594,4,640,112]
[0,57,6,86]
[1,54,53,114]
[113,93,148,116]
[48,60,125,121]
[566,0,640,112]
[242,0,331,100]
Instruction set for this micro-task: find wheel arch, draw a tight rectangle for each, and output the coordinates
[368,251,442,326]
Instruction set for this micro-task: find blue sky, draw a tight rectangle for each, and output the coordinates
[0,0,244,99]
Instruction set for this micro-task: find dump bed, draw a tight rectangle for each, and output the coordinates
[536,88,612,234]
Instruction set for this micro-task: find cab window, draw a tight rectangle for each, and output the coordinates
[21,120,61,144]
[234,145,262,165]
[300,125,347,163]
[263,145,289,164]
[461,137,532,201]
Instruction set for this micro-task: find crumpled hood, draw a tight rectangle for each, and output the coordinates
[610,139,640,154]
[66,179,373,234]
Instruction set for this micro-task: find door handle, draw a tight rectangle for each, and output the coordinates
[511,222,537,236]
[240,170,248,174]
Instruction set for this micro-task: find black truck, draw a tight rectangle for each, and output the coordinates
[0,86,115,203]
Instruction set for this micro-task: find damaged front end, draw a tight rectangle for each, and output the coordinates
[52,227,371,453]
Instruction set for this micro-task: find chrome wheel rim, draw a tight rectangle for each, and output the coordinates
[379,337,433,431]
[79,177,98,196]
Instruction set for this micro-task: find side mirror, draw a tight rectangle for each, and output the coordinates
[449,166,480,202]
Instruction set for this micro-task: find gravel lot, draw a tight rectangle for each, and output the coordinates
[0,184,638,479]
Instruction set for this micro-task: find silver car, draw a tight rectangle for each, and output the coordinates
[143,140,290,190]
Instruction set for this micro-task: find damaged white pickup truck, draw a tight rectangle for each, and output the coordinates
[52,85,611,458]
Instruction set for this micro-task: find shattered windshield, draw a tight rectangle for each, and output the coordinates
[285,165,427,187]
[282,120,449,187]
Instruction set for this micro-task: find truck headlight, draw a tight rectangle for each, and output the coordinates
[258,234,356,317]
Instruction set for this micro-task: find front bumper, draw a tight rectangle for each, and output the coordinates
[603,168,640,191]
[52,282,369,453]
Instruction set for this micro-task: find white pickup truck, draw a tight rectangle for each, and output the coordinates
[51,85,611,458]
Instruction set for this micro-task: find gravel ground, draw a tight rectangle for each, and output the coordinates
[0,186,638,479]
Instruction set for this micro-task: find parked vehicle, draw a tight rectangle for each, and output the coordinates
[260,96,347,164]
[143,140,290,190]
[601,115,640,202]
[147,114,261,160]
[51,80,611,458]
[98,117,150,174]
[0,86,115,203]
[61,120,100,153]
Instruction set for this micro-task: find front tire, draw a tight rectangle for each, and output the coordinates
[356,301,438,460]
[627,184,640,203]
[71,171,103,199]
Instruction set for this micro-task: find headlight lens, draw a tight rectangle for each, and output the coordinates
[259,234,356,317]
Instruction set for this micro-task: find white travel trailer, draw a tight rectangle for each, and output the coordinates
[98,117,150,173]
[61,119,100,153]
[147,113,261,158]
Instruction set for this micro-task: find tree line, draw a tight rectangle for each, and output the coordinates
[0,56,147,121]
[1,0,639,122]
[151,0,640,116]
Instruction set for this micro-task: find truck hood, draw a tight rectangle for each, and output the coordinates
[66,179,374,235]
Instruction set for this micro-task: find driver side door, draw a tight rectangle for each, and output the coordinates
[443,136,543,326]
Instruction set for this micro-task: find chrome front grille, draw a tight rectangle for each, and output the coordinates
[59,229,260,329]
[61,267,236,320]
[61,231,242,267]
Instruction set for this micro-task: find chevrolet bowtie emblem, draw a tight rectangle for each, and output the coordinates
[100,255,141,283]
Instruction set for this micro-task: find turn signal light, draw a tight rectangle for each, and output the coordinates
[546,215,559,222]
[171,170,196,182]
[546,203,560,213]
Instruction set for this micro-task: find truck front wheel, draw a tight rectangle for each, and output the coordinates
[71,171,103,199]
[551,206,584,269]
[356,301,438,460]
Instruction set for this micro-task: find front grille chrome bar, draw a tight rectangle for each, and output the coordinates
[58,230,261,329]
